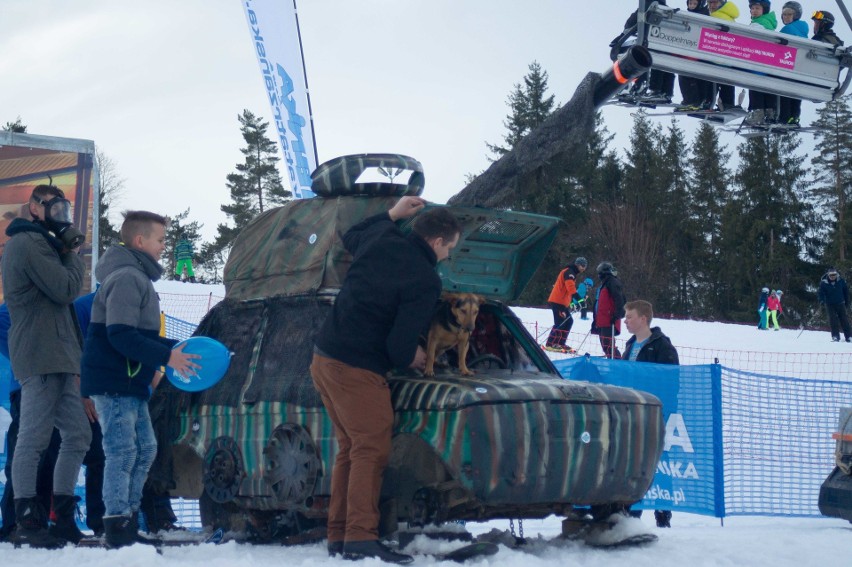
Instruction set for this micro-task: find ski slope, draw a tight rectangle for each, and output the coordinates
[5,282,849,565]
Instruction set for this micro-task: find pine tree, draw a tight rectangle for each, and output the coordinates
[719,135,814,321]
[622,111,665,211]
[656,121,694,314]
[810,97,852,265]
[486,62,555,159]
[1,117,26,133]
[687,122,732,317]
[589,111,666,304]
[164,209,203,280]
[214,110,291,254]
[94,150,123,257]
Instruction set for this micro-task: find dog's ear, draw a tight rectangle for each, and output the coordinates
[475,295,486,305]
[442,292,459,304]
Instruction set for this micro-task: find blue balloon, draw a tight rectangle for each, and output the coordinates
[166,336,232,392]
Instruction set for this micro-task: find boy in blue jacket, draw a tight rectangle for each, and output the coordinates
[81,211,198,548]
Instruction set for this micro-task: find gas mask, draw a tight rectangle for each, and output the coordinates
[35,195,85,249]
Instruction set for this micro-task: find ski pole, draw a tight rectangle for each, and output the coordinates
[574,326,594,354]
[610,323,616,358]
[797,306,822,339]
[539,307,573,345]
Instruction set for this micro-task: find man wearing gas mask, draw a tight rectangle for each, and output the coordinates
[0,184,90,548]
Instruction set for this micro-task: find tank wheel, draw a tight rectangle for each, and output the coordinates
[203,436,244,504]
[263,424,321,506]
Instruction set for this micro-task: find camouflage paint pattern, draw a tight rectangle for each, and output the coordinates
[310,154,425,197]
[172,371,663,512]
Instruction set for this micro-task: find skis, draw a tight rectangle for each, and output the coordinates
[396,529,498,563]
[723,122,820,137]
[561,513,658,550]
[542,345,577,354]
[77,527,225,551]
[431,542,500,562]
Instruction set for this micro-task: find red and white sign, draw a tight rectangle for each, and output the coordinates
[699,28,797,70]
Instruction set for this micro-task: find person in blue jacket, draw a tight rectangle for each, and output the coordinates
[817,267,852,342]
[757,287,770,330]
[778,2,809,124]
[573,277,595,320]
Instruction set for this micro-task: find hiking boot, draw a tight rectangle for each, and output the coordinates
[343,540,414,564]
[10,498,66,549]
[104,515,137,549]
[846,338,851,343]
[328,540,344,557]
[131,511,164,544]
[832,337,840,342]
[49,494,84,544]
[654,510,672,528]
[105,515,136,548]
[140,494,183,534]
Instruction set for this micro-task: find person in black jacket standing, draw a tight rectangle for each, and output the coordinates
[311,197,461,564]
[622,300,679,527]
[818,268,852,342]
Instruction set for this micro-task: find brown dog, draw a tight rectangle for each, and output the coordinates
[424,293,485,376]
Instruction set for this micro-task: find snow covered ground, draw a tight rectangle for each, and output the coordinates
[3,283,850,565]
[2,513,850,567]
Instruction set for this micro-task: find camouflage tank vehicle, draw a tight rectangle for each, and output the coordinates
[150,154,664,540]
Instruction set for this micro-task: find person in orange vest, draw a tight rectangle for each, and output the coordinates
[544,256,588,353]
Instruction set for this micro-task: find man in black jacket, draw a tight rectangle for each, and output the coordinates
[622,300,679,528]
[311,196,461,564]
[818,268,852,342]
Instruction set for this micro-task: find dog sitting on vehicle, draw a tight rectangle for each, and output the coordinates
[424,293,485,376]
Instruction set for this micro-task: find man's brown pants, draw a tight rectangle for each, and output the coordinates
[310,353,393,543]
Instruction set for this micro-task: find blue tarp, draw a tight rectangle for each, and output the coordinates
[554,356,725,517]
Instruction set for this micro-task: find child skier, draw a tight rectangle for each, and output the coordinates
[574,277,595,320]
[767,289,783,331]
[757,287,770,330]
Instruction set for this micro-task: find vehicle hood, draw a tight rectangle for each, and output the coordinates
[389,370,661,411]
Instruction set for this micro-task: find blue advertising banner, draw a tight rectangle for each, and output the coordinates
[242,0,318,199]
[554,356,725,517]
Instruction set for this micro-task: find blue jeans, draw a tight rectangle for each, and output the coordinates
[92,395,157,517]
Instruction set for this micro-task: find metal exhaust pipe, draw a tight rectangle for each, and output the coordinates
[592,46,653,108]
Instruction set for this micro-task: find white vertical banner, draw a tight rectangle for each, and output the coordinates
[242,0,317,199]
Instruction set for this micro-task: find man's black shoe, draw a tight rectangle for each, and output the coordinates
[343,540,414,564]
[328,540,344,557]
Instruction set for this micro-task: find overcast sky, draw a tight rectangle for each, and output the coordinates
[2,1,850,241]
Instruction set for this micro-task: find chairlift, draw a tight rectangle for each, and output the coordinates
[609,0,852,136]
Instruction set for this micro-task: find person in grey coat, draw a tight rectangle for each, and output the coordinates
[0,184,91,548]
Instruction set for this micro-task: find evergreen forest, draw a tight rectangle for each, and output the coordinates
[493,63,852,326]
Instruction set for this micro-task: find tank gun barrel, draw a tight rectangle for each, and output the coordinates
[592,46,653,108]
